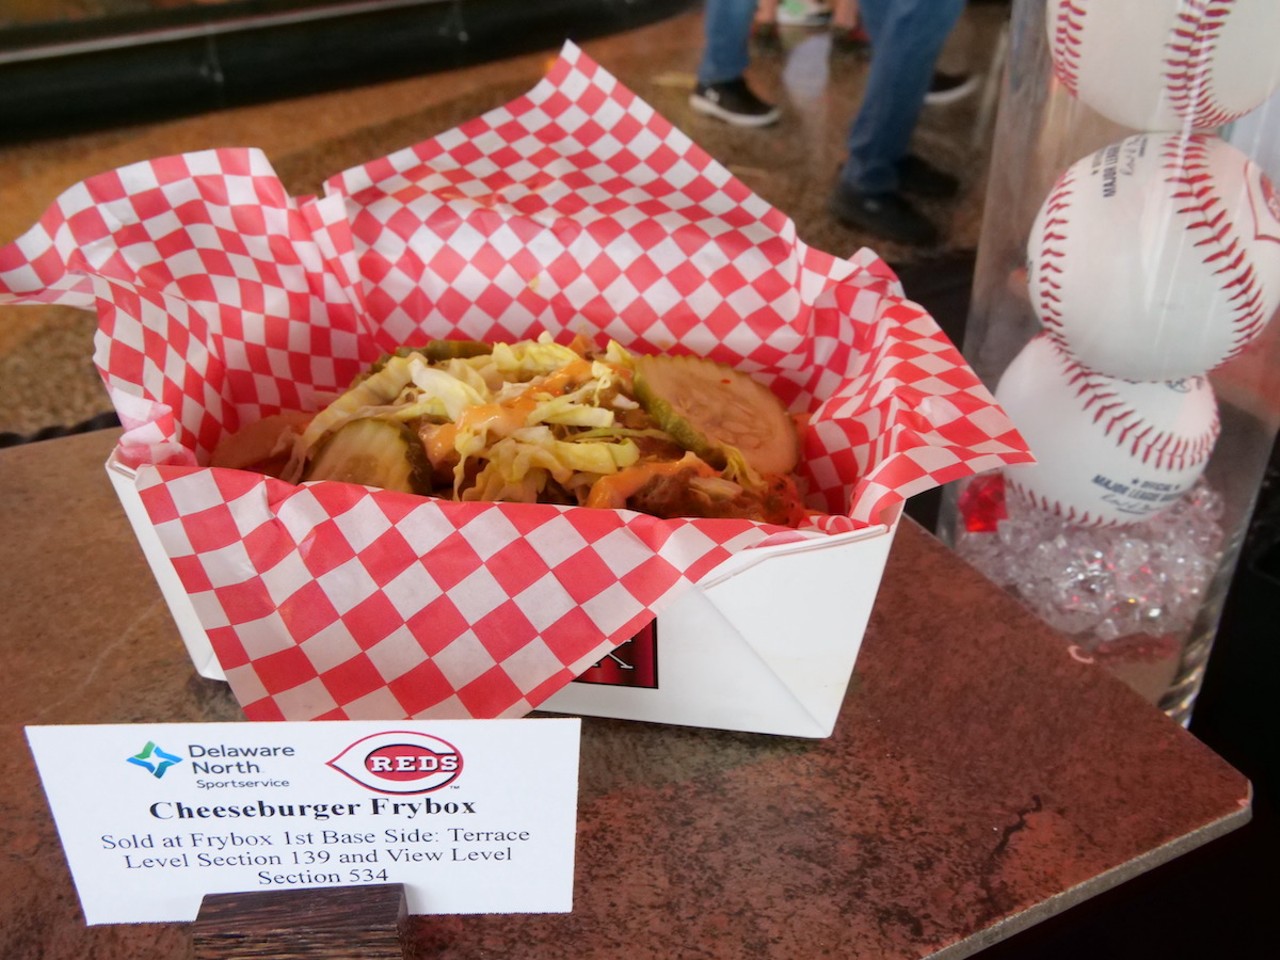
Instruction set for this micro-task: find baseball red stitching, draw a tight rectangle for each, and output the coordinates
[1058,346,1220,473]
[1163,134,1271,354]
[1163,0,1236,130]
[1033,167,1075,335]
[1008,477,1109,527]
[1050,0,1087,96]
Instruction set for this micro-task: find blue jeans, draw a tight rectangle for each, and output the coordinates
[696,0,759,87]
[840,0,966,194]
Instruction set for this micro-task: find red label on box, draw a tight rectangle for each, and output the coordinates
[572,622,658,688]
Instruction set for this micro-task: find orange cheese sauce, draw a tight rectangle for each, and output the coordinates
[585,456,711,510]
[420,358,609,469]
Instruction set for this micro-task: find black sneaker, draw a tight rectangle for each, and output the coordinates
[690,78,781,127]
[924,71,980,106]
[896,154,960,199]
[829,186,940,246]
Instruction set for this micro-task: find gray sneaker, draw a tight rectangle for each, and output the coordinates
[690,78,781,127]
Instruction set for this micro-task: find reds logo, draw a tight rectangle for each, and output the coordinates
[327,731,463,794]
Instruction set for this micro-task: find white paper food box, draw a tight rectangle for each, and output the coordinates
[108,453,896,739]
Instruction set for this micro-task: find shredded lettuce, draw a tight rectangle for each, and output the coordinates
[464,429,639,502]
[489,335,583,379]
[406,358,487,420]
[530,384,616,428]
[292,335,692,507]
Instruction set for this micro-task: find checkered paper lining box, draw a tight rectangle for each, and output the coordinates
[0,43,1030,722]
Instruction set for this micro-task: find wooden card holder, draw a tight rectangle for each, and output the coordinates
[193,883,409,958]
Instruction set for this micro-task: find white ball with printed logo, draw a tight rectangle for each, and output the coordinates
[1046,0,1280,132]
[1026,132,1280,382]
[996,335,1220,527]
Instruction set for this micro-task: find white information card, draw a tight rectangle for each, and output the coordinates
[26,719,580,924]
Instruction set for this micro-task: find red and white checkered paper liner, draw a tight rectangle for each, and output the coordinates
[0,43,1030,721]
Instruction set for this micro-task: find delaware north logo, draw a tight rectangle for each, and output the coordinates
[126,741,183,779]
[328,731,463,794]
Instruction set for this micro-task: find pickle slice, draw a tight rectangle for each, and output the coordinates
[303,418,432,494]
[632,354,799,476]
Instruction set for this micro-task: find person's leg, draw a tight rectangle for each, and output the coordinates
[829,0,964,243]
[832,0,860,29]
[697,0,760,86]
[841,0,964,194]
[692,0,780,126]
[753,0,781,45]
[831,0,869,51]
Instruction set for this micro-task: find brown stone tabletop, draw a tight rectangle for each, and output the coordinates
[0,429,1250,959]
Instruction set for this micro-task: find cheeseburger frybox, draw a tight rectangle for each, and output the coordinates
[1,44,1030,737]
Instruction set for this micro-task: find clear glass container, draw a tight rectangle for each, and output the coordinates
[939,0,1280,724]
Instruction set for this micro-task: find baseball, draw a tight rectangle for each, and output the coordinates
[1046,0,1280,132]
[1027,132,1280,381]
[996,335,1220,527]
